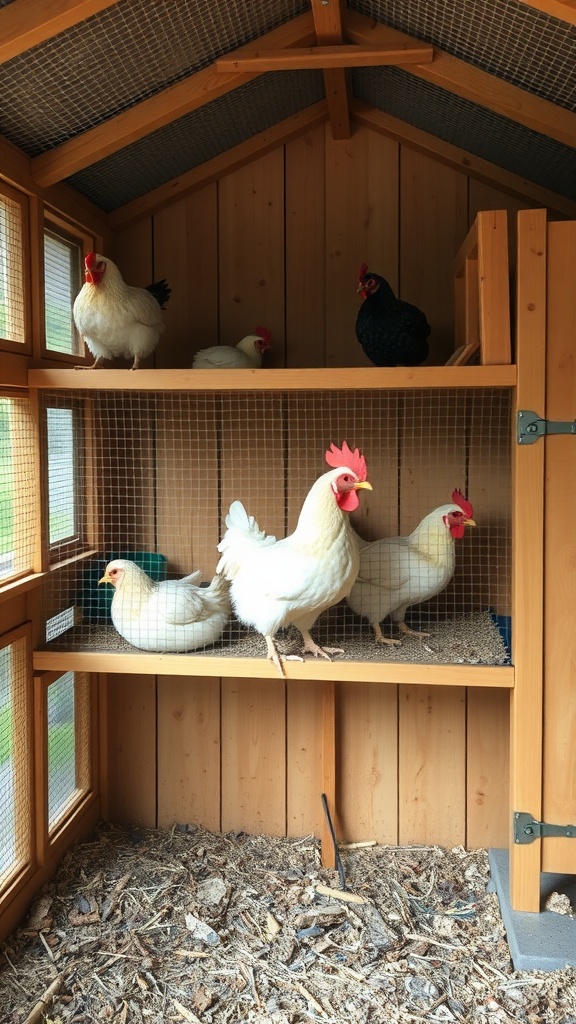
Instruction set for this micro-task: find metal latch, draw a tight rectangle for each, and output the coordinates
[517,410,576,444]
[514,811,576,844]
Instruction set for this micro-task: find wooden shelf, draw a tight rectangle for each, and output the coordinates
[27,365,516,391]
[32,647,514,686]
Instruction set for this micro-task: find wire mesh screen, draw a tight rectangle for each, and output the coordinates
[0,190,25,345]
[0,395,37,581]
[44,231,83,356]
[0,635,31,885]
[40,387,512,666]
[47,671,90,832]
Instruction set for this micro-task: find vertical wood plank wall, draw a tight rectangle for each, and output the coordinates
[106,124,530,847]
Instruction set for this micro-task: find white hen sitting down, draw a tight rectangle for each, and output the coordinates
[347,490,476,644]
[99,559,230,652]
[192,327,272,369]
[74,251,170,369]
[217,442,372,676]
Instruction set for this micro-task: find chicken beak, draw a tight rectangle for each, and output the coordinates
[354,481,373,491]
[463,518,476,527]
[98,572,113,585]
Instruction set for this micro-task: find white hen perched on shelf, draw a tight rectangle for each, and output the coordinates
[99,559,230,652]
[216,441,372,676]
[192,327,272,369]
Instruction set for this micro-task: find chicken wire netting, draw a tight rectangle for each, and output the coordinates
[0,634,31,886]
[40,387,512,666]
[47,672,91,834]
[0,395,37,582]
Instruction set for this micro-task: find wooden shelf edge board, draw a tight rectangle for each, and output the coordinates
[32,649,514,685]
[28,365,517,390]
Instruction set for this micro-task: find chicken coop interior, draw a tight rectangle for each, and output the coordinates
[0,0,575,984]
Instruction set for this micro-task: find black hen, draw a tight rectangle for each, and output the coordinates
[355,264,430,367]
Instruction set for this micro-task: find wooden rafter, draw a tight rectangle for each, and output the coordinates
[518,0,576,25]
[30,12,316,187]
[0,0,119,64]
[345,10,576,150]
[311,0,351,140]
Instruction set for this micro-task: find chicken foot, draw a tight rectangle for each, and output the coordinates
[265,635,304,678]
[298,631,344,661]
[398,621,430,639]
[372,623,401,645]
[75,355,105,370]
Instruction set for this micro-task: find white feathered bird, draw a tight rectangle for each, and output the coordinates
[73,251,170,369]
[346,490,476,644]
[99,559,230,652]
[192,327,272,369]
[216,442,372,676]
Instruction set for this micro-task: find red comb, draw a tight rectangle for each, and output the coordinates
[255,326,271,343]
[358,262,368,282]
[326,441,367,481]
[85,251,97,269]
[452,488,474,518]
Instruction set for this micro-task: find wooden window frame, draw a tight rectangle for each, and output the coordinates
[43,396,91,564]
[0,388,41,588]
[0,181,31,356]
[0,623,35,897]
[41,211,94,366]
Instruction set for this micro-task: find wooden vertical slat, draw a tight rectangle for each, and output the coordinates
[477,210,512,364]
[221,679,286,836]
[321,680,336,868]
[105,674,157,827]
[285,126,326,367]
[399,685,466,846]
[541,220,576,876]
[157,676,220,831]
[325,126,399,366]
[286,679,324,838]
[339,682,399,843]
[510,208,547,910]
[466,688,509,849]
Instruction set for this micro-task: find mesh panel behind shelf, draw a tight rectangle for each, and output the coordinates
[41,387,512,666]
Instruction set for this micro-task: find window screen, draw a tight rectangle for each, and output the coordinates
[0,189,26,346]
[47,405,82,552]
[47,671,90,833]
[0,634,31,885]
[0,395,36,581]
[44,230,82,356]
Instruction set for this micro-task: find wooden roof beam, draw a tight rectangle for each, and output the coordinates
[216,41,434,73]
[0,0,119,63]
[29,12,316,187]
[345,9,576,149]
[311,0,351,140]
[518,0,576,25]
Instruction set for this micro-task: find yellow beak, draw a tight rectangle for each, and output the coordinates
[463,518,476,527]
[98,572,113,584]
[354,481,373,491]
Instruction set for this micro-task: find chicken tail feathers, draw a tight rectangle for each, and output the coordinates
[146,278,171,309]
[217,500,276,579]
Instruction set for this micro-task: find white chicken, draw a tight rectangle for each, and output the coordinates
[99,559,230,652]
[216,442,372,676]
[73,251,170,369]
[346,490,476,644]
[192,327,272,369]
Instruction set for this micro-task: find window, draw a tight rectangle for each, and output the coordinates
[47,672,91,832]
[46,402,86,558]
[0,394,37,582]
[0,185,27,348]
[0,629,31,886]
[44,230,83,356]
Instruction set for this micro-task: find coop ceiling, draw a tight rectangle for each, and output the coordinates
[0,0,575,215]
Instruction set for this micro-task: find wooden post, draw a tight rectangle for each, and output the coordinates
[321,680,336,869]
[509,208,547,910]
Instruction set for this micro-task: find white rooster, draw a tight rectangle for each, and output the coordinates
[346,490,476,644]
[192,327,272,369]
[99,559,230,652]
[217,442,372,676]
[73,252,170,369]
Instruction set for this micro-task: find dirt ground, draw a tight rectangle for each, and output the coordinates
[1,822,575,1023]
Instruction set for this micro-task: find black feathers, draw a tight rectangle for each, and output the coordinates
[146,278,171,310]
[356,271,430,367]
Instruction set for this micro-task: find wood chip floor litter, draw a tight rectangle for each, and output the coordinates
[1,824,574,1024]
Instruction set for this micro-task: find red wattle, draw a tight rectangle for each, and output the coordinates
[337,490,359,513]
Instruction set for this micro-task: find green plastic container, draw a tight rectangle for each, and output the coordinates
[81,552,168,622]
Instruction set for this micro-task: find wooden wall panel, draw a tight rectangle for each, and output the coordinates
[399,685,466,846]
[542,220,576,875]
[466,688,509,849]
[154,186,218,369]
[400,149,468,366]
[157,676,220,831]
[325,127,399,366]
[218,149,285,366]
[286,679,324,837]
[105,674,156,826]
[285,126,326,368]
[221,678,286,836]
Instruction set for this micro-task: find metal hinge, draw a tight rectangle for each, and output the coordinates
[517,410,576,444]
[514,811,576,844]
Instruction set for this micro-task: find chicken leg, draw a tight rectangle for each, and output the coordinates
[398,621,430,639]
[372,623,401,645]
[265,635,304,678]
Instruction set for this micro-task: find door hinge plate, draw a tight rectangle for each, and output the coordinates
[517,410,576,444]
[514,811,576,844]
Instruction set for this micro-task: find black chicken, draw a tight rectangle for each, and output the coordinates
[355,264,430,367]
